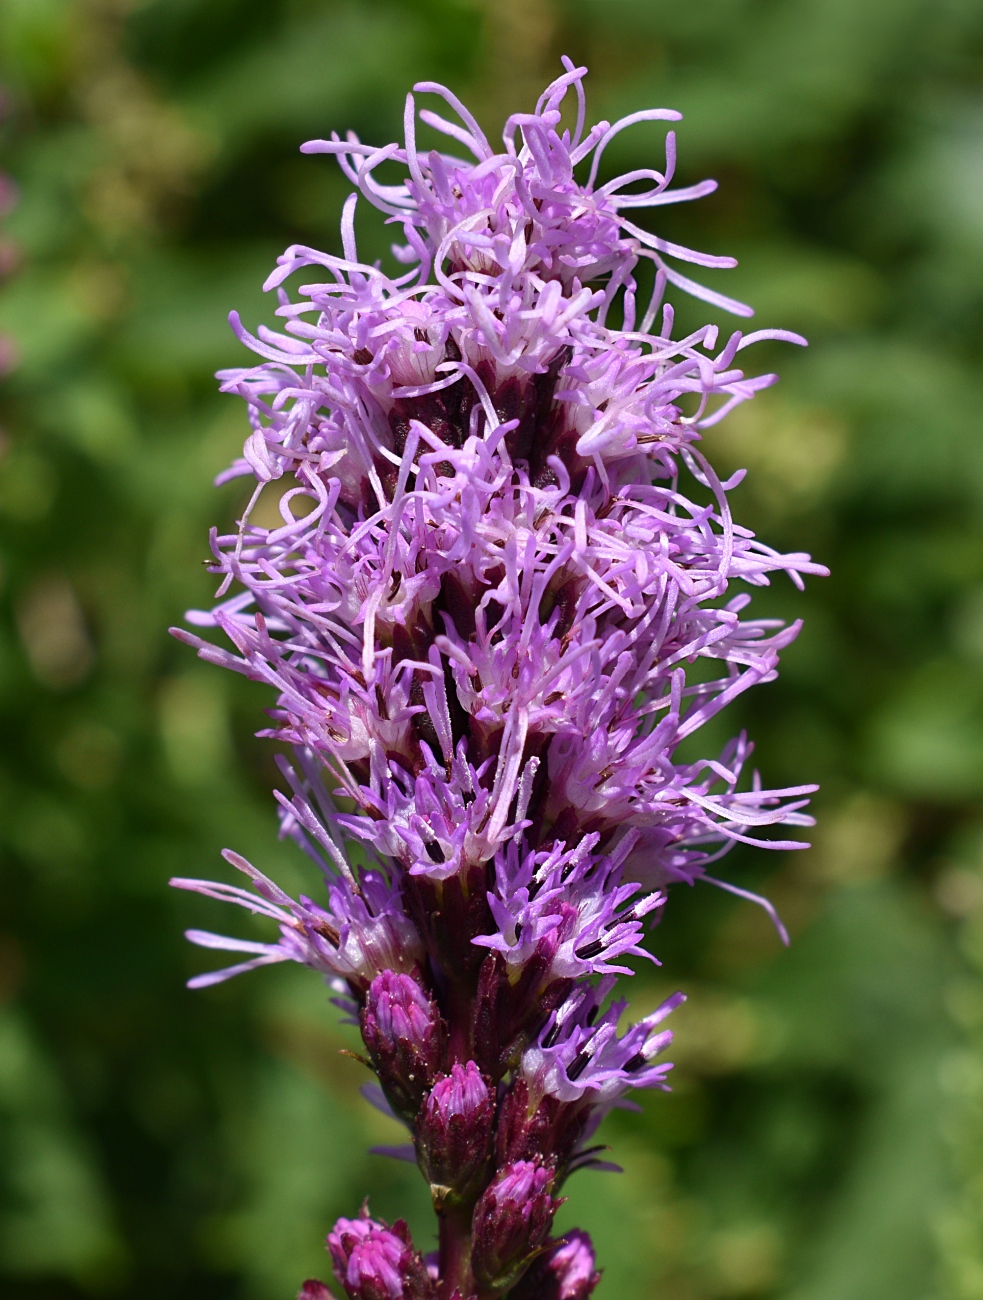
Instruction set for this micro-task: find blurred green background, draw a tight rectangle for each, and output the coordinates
[1,0,982,1297]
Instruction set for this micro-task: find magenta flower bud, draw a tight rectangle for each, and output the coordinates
[471,1160,561,1294]
[327,1214,434,1300]
[360,971,446,1119]
[509,1231,601,1300]
[416,1060,493,1205]
[298,1282,336,1300]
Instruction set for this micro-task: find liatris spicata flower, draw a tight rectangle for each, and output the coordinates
[171,60,825,1299]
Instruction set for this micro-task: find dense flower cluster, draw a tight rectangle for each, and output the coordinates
[172,61,823,1299]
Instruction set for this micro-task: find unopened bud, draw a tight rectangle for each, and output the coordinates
[327,1213,434,1300]
[508,1230,601,1300]
[298,1281,336,1300]
[360,971,445,1119]
[417,1060,493,1205]
[471,1159,560,1294]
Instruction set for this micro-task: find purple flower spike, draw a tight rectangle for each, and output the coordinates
[361,971,446,1119]
[471,1159,561,1294]
[417,1060,494,1205]
[173,58,823,1298]
[509,1230,601,1300]
[327,1214,434,1300]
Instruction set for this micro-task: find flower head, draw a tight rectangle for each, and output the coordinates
[522,978,685,1107]
[327,1213,433,1300]
[361,971,445,1118]
[417,1060,494,1202]
[471,1159,561,1293]
[171,848,422,991]
[299,1282,336,1300]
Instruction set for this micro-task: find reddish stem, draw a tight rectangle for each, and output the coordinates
[434,971,483,1295]
[438,1203,474,1299]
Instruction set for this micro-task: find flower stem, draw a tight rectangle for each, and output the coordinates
[438,1203,474,1299]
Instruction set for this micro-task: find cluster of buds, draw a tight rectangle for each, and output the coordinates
[172,61,822,1298]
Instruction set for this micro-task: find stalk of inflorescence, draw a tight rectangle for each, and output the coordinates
[171,60,825,1300]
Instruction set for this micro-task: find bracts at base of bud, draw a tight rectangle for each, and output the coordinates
[495,1077,587,1174]
[470,1160,561,1295]
[328,1213,435,1300]
[404,864,494,986]
[507,1231,601,1300]
[416,1061,493,1207]
[472,951,572,1081]
[360,971,446,1120]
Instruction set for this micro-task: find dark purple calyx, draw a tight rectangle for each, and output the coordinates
[404,864,496,996]
[495,1077,587,1176]
[472,951,572,1081]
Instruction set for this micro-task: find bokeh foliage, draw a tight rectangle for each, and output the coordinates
[0,0,982,1297]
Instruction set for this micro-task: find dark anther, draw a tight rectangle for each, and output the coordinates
[484,598,505,632]
[424,839,446,864]
[414,327,429,343]
[388,571,402,599]
[574,939,605,961]
[605,906,636,932]
[310,919,341,947]
[585,1004,599,1027]
[624,1052,648,1073]
[543,1021,562,1049]
[352,347,373,365]
[567,1049,592,1081]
